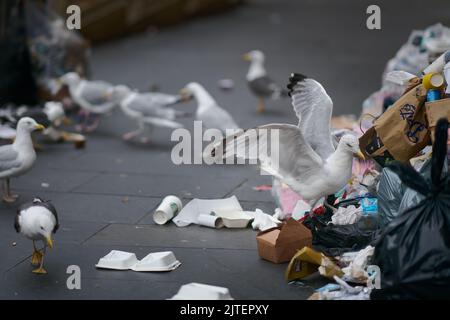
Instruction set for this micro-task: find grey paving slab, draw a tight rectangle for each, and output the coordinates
[72,172,246,199]
[84,224,257,250]
[50,193,158,224]
[12,168,99,193]
[1,244,329,299]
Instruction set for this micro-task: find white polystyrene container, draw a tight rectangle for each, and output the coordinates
[95,250,139,270]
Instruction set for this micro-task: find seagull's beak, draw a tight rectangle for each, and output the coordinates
[242,53,252,61]
[46,236,53,249]
[355,150,366,160]
[34,124,45,131]
[179,88,192,102]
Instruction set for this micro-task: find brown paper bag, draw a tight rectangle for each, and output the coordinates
[372,80,430,163]
[425,98,450,142]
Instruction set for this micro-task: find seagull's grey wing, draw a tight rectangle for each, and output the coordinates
[38,201,59,233]
[207,123,324,182]
[0,145,21,171]
[198,105,239,133]
[289,76,335,160]
[140,92,181,106]
[78,80,113,105]
[125,97,183,128]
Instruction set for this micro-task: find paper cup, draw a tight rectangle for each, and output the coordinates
[198,214,224,229]
[153,195,182,225]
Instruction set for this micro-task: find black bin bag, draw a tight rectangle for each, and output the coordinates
[371,118,450,300]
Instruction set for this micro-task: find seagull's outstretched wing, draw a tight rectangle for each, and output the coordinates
[287,74,335,160]
[207,123,324,182]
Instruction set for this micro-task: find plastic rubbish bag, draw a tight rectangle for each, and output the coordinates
[377,167,406,226]
[24,1,90,93]
[371,118,450,299]
[311,216,381,257]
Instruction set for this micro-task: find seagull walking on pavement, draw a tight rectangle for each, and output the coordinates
[112,85,190,143]
[15,198,59,274]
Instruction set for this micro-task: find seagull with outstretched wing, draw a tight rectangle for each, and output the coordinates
[205,74,364,208]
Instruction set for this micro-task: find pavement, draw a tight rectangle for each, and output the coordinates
[1,0,449,299]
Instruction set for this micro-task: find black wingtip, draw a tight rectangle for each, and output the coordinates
[287,73,308,97]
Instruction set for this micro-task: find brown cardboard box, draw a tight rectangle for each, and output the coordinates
[425,98,450,142]
[256,218,312,264]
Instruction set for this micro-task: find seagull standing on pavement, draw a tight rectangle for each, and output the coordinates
[243,50,288,113]
[205,73,365,209]
[179,82,239,134]
[0,117,44,203]
[15,198,59,274]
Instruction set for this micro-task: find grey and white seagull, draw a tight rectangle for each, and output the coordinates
[205,74,364,208]
[59,72,118,132]
[179,82,239,134]
[15,197,59,274]
[243,50,288,113]
[0,117,44,203]
[112,85,189,143]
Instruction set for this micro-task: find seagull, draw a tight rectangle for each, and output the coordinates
[112,85,189,143]
[15,197,59,274]
[0,117,44,203]
[179,82,239,134]
[59,72,118,132]
[205,74,365,208]
[243,50,288,113]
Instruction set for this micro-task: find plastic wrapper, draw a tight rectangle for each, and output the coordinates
[371,119,450,299]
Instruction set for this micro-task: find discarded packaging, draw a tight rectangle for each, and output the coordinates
[96,250,181,272]
[132,252,181,272]
[213,209,253,228]
[96,250,139,270]
[256,218,312,264]
[285,247,344,281]
[173,196,242,227]
[153,195,182,225]
[170,283,234,300]
[249,208,280,232]
[341,246,374,283]
[330,205,362,225]
[422,50,449,74]
[197,214,224,228]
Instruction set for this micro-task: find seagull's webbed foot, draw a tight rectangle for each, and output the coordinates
[2,194,18,203]
[31,250,43,265]
[32,267,47,274]
[122,130,140,141]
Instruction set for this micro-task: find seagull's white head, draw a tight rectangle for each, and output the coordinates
[17,117,45,132]
[243,50,265,63]
[43,102,65,122]
[60,72,81,87]
[339,134,365,159]
[179,82,203,100]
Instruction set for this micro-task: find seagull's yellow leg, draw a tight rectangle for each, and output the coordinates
[257,98,265,114]
[32,245,47,274]
[31,241,43,265]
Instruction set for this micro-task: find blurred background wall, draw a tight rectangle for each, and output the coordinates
[49,0,243,43]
